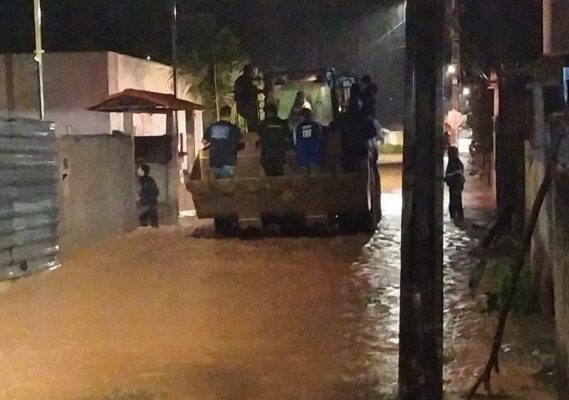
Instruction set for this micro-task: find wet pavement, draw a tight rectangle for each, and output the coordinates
[0,165,557,399]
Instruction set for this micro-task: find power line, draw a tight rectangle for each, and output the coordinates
[445,16,491,82]
[368,18,406,49]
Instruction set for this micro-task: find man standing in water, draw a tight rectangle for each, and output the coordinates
[137,164,160,228]
[203,106,243,179]
[234,64,260,132]
[445,146,465,220]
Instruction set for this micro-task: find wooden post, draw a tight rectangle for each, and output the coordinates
[399,0,445,399]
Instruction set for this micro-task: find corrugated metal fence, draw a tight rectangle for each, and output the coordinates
[0,118,60,280]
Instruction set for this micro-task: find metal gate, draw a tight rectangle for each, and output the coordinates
[0,118,60,280]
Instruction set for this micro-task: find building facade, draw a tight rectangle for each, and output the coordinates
[0,52,204,251]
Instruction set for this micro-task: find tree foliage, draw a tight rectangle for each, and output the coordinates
[177,25,249,125]
[469,89,495,153]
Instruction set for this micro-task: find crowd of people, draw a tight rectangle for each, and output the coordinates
[136,65,466,227]
[201,65,385,180]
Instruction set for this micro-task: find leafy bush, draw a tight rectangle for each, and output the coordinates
[470,258,539,317]
[380,143,403,154]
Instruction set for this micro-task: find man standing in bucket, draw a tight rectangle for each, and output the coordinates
[234,64,260,132]
[202,106,243,179]
[257,103,289,177]
[294,108,323,174]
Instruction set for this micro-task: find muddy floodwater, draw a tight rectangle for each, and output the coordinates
[0,165,556,399]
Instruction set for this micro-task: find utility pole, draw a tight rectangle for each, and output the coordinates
[399,0,445,399]
[448,0,461,110]
[33,0,45,120]
[171,0,178,100]
[167,0,179,221]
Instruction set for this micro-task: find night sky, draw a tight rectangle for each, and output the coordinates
[0,0,542,125]
[1,1,173,59]
[2,0,407,123]
[0,0,399,63]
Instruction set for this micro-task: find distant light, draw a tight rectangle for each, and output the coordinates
[447,64,457,74]
[462,86,471,96]
[146,55,151,61]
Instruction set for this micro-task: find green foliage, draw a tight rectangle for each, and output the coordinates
[497,264,539,317]
[443,346,457,366]
[469,259,488,292]
[470,258,539,317]
[380,143,403,154]
[177,26,249,125]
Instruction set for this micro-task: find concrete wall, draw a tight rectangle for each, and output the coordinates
[527,82,569,392]
[526,140,556,316]
[57,134,137,253]
[0,52,111,136]
[550,172,569,393]
[544,0,569,55]
[0,51,203,139]
[526,86,553,317]
[549,172,569,392]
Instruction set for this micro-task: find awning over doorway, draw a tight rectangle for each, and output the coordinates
[87,89,204,114]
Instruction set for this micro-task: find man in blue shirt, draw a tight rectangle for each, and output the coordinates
[294,108,322,173]
[202,106,243,179]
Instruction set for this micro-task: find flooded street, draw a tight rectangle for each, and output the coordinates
[0,165,556,399]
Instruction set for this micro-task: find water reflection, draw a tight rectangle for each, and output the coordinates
[348,188,493,395]
[348,192,402,392]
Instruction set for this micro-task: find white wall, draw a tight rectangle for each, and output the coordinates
[57,134,138,253]
[0,52,203,140]
[108,52,202,138]
[109,53,169,136]
[0,52,112,136]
